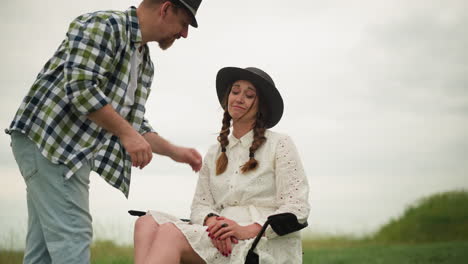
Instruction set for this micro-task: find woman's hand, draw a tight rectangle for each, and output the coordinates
[206,217,238,257]
[208,216,262,241]
[210,236,237,257]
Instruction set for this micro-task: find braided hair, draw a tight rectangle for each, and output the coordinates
[215,111,231,175]
[240,113,267,173]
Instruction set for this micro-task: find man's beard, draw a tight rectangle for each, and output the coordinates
[158,37,176,50]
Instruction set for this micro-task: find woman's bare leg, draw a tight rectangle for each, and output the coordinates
[134,215,160,264]
[144,223,205,264]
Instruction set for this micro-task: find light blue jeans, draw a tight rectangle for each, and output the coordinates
[10,131,93,264]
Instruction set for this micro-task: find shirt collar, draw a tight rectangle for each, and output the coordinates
[228,129,254,149]
[127,6,142,45]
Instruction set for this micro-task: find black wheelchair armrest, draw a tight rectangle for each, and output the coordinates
[245,212,308,264]
[268,212,308,236]
[128,210,146,217]
[128,210,190,222]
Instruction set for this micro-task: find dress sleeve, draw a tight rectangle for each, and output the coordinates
[262,135,310,238]
[64,15,118,115]
[190,151,220,225]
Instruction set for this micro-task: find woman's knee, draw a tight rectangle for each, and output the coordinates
[134,214,159,235]
[157,223,185,241]
[158,223,197,255]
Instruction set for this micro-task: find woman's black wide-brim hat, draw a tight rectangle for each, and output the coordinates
[216,67,284,128]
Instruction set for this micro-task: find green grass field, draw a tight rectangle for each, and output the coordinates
[303,241,468,264]
[1,190,467,263]
[2,240,467,264]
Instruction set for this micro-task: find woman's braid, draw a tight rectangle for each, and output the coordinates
[240,116,266,173]
[215,111,232,175]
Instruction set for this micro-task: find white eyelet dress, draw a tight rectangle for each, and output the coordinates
[149,130,310,264]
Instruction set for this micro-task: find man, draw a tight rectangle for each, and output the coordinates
[6,0,203,263]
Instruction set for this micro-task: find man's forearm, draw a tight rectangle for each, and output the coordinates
[87,104,173,156]
[144,131,202,172]
[142,132,175,156]
[88,104,153,168]
[87,104,136,138]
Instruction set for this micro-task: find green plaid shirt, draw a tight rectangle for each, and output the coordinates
[7,7,154,197]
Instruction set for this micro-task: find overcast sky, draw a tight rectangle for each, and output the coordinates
[1,0,467,248]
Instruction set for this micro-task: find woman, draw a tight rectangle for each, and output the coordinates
[133,67,310,264]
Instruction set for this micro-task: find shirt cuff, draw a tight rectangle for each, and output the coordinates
[69,82,109,115]
[140,119,156,134]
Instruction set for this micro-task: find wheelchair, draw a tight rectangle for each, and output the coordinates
[129,210,307,264]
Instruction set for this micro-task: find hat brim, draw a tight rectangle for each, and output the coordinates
[187,12,198,28]
[177,0,198,27]
[216,67,284,128]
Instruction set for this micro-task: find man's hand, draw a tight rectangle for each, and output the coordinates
[169,146,202,172]
[87,105,153,169]
[143,133,202,172]
[120,131,152,169]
